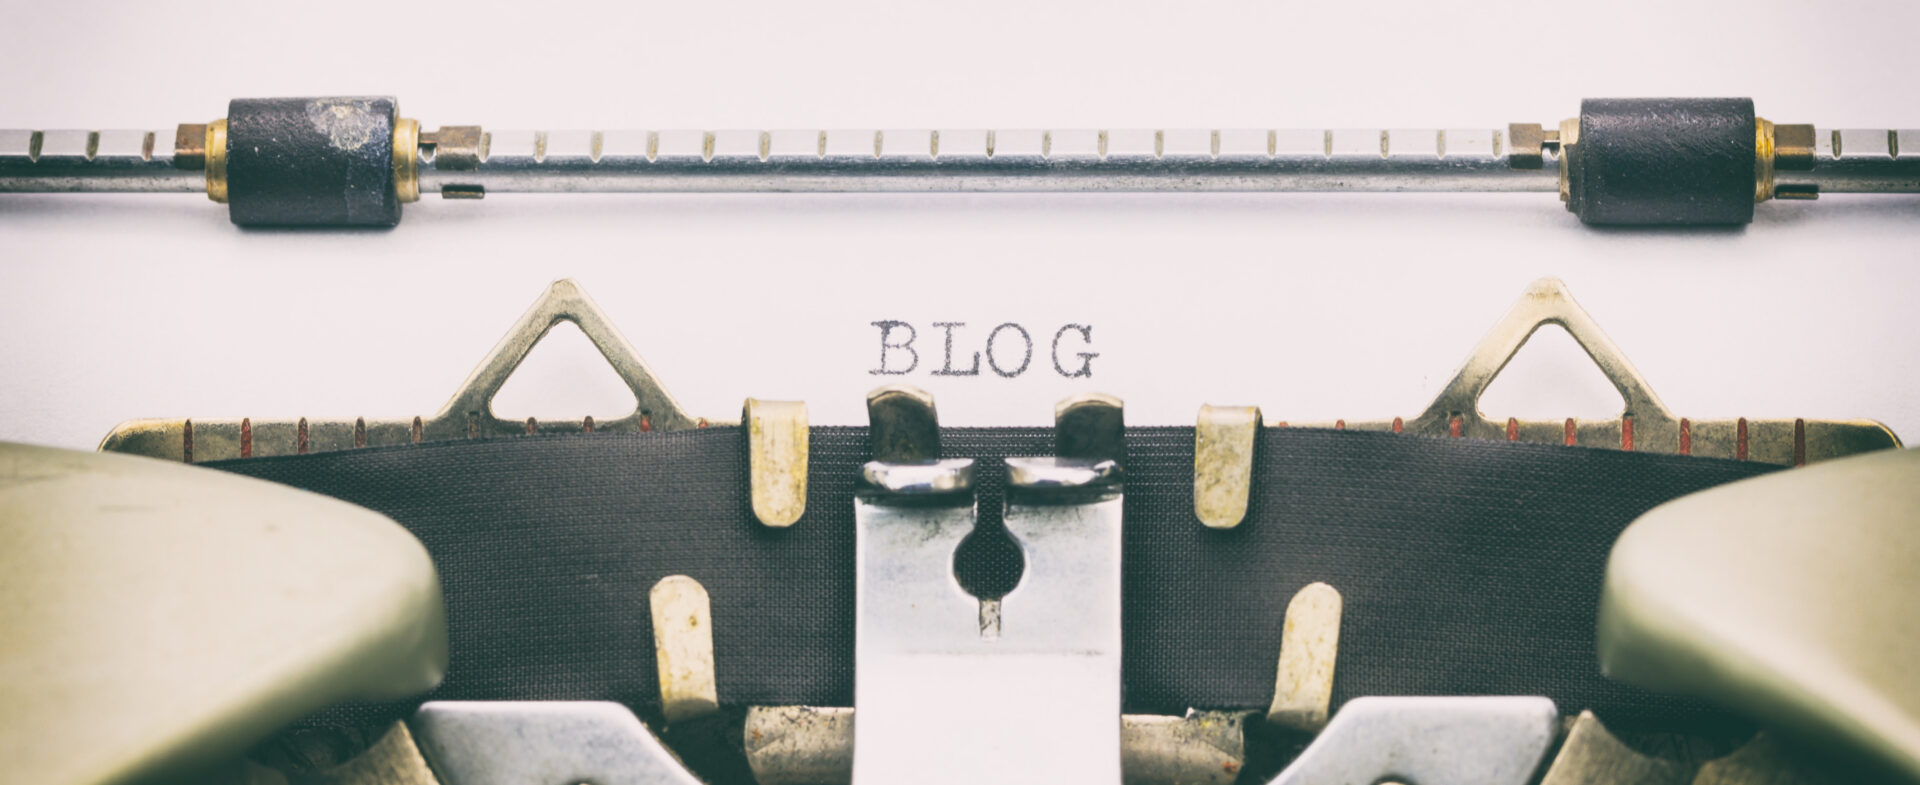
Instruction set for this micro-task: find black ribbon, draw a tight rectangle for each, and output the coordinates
[212,426,1772,730]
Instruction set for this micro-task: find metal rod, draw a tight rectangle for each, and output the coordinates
[0,129,202,192]
[1774,128,1920,193]
[5,123,1914,197]
[418,128,1561,194]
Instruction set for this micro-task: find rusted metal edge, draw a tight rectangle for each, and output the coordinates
[1286,278,1899,466]
[100,278,723,462]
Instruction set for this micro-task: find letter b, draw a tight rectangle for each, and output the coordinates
[870,321,919,375]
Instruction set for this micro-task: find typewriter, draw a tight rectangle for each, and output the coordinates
[5,267,1914,785]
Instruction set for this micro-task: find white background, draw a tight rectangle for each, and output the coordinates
[3,0,1917,449]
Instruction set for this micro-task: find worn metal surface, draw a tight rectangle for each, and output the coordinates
[859,457,977,496]
[1055,392,1126,462]
[0,442,446,785]
[1600,447,1920,783]
[1194,404,1261,528]
[651,576,721,723]
[1264,696,1559,785]
[866,384,941,463]
[1266,582,1342,732]
[1119,711,1245,785]
[746,399,810,527]
[1285,278,1901,464]
[409,701,702,785]
[743,707,1243,785]
[745,706,856,785]
[99,278,717,462]
[853,396,1126,784]
[1538,711,1690,785]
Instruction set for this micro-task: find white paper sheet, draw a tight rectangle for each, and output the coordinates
[4,0,1917,450]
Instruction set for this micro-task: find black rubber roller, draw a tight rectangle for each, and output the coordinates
[1566,98,1756,226]
[226,96,401,227]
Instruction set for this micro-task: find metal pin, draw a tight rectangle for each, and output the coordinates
[1194,405,1262,529]
[1055,392,1125,463]
[865,384,940,463]
[1267,581,1343,732]
[1120,712,1245,785]
[648,575,718,723]
[743,706,855,785]
[1538,711,1688,785]
[745,399,809,527]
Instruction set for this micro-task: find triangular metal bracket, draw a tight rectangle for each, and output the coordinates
[435,279,696,433]
[97,279,714,463]
[1240,276,1897,463]
[1407,277,1674,439]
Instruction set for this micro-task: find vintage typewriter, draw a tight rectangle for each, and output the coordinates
[3,95,1917,785]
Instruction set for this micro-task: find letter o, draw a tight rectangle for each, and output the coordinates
[986,322,1033,378]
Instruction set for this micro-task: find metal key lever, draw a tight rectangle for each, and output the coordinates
[4,96,1914,226]
[852,394,1126,785]
[409,702,702,785]
[759,386,1234,785]
[1263,696,1560,785]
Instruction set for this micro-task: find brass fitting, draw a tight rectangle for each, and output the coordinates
[1506,123,1559,169]
[1754,119,1820,202]
[1755,118,1776,202]
[171,123,207,171]
[204,119,228,204]
[1556,118,1580,204]
[393,117,420,204]
[1773,123,1817,170]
